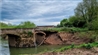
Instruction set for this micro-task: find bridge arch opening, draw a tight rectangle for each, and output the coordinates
[35,31,46,45]
[43,31,57,37]
[6,34,21,47]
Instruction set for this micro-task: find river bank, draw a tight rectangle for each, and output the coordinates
[36,47,98,55]
[5,31,94,48]
[35,42,98,55]
[1,29,98,55]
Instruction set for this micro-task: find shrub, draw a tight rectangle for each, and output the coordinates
[80,43,93,49]
[70,44,75,49]
[27,31,33,37]
[89,18,98,30]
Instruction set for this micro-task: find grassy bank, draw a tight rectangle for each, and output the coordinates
[45,27,88,32]
[36,42,98,55]
[55,42,98,52]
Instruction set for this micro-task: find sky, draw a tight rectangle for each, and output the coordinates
[0,0,82,26]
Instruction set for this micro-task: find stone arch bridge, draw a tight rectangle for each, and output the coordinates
[0,28,58,47]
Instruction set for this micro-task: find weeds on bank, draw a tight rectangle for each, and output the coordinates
[33,42,98,55]
[45,27,88,32]
[54,42,98,52]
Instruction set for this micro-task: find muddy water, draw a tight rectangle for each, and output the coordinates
[0,37,65,55]
[0,37,10,55]
[10,45,64,55]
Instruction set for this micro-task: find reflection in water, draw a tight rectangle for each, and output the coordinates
[0,37,10,55]
[0,36,65,55]
[10,45,64,55]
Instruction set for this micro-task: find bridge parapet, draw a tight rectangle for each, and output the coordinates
[0,28,35,35]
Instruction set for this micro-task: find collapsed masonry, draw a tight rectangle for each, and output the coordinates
[2,31,91,47]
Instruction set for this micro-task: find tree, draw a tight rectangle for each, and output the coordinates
[60,19,71,27]
[89,18,98,30]
[0,22,8,29]
[75,0,98,27]
[16,21,36,28]
[56,24,61,27]
[59,16,86,28]
[60,19,68,27]
[0,22,16,29]
[69,16,86,27]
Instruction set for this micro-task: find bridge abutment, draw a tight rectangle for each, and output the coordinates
[1,28,63,47]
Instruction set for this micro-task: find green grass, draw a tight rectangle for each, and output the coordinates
[37,42,98,55]
[27,31,33,37]
[0,26,16,29]
[54,42,98,52]
[45,27,88,32]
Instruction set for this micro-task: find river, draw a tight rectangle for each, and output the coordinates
[0,37,65,55]
[0,37,10,55]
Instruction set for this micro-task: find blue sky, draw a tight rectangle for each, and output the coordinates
[0,0,82,26]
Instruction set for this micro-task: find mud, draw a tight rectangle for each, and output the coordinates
[37,48,98,55]
[7,31,92,47]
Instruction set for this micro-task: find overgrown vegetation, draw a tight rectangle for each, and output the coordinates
[54,42,98,52]
[15,21,36,28]
[1,0,98,55]
[0,22,16,29]
[0,21,36,29]
[46,27,88,33]
[57,0,98,30]
[37,42,98,55]
[52,1,98,51]
[27,31,33,37]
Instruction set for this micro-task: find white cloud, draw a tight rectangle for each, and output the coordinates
[26,1,80,17]
[1,0,82,25]
[0,15,65,25]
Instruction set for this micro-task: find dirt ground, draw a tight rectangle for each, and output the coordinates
[37,47,98,55]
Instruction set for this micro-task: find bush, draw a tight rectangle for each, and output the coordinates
[91,42,98,47]
[27,31,33,37]
[89,18,98,30]
[81,43,93,49]
[70,44,75,49]
[46,27,88,33]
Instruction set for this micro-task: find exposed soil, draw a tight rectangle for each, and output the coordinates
[34,32,97,55]
[44,33,63,45]
[43,32,91,45]
[7,31,92,47]
[37,47,98,55]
